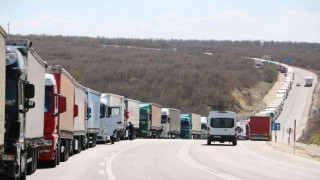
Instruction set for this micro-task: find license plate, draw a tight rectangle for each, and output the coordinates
[214,136,221,138]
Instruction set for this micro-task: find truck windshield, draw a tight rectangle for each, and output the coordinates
[181,121,190,128]
[140,113,148,121]
[201,123,207,130]
[45,86,52,112]
[161,115,168,123]
[5,80,17,106]
[211,118,234,128]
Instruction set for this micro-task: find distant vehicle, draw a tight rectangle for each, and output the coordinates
[86,88,101,146]
[139,103,162,138]
[305,76,313,87]
[237,120,249,140]
[160,108,181,138]
[249,116,272,141]
[180,113,201,139]
[124,98,140,139]
[200,117,208,139]
[99,93,125,143]
[296,82,301,86]
[207,111,238,146]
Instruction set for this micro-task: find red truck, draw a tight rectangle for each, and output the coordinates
[40,65,76,167]
[249,116,272,141]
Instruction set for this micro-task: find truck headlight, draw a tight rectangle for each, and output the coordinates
[6,53,17,65]
[2,154,15,161]
[43,140,53,146]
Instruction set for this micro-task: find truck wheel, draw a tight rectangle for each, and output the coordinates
[26,149,34,175]
[232,140,237,146]
[69,140,74,156]
[207,138,211,145]
[93,134,97,147]
[19,152,27,180]
[60,141,69,162]
[48,149,58,168]
[57,144,61,165]
[77,137,82,154]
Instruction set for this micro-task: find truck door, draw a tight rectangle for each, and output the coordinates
[105,106,122,136]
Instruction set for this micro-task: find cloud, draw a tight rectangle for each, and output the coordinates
[0,10,319,42]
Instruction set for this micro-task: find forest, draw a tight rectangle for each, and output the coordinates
[12,35,320,115]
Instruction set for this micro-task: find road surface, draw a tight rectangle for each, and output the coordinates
[29,139,320,180]
[28,67,319,180]
[273,67,317,143]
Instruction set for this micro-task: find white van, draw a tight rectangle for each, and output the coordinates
[207,111,237,146]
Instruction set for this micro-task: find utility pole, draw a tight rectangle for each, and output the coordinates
[7,22,10,38]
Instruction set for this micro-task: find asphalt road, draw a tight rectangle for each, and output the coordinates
[273,67,317,143]
[29,139,320,180]
[28,67,319,180]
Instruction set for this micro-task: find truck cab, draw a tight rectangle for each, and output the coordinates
[139,105,151,137]
[99,93,124,143]
[180,114,192,139]
[39,74,66,167]
[1,41,35,179]
[207,111,237,146]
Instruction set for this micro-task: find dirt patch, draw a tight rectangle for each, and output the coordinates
[267,141,320,161]
[235,73,284,120]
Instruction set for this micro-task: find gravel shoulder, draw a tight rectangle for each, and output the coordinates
[267,141,320,161]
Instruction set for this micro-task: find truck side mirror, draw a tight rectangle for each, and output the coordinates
[58,95,66,113]
[74,104,78,117]
[25,100,35,109]
[87,107,92,119]
[25,84,35,99]
[107,107,112,117]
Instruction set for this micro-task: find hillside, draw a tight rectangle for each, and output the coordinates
[14,35,311,115]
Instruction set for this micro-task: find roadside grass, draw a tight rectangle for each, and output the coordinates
[312,134,320,145]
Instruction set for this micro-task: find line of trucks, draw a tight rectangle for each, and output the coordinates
[0,34,204,179]
[239,59,295,141]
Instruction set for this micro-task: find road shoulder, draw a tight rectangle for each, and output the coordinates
[267,141,320,161]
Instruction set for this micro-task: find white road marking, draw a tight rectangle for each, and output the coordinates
[98,170,105,175]
[105,143,143,180]
[178,142,242,180]
[240,142,320,172]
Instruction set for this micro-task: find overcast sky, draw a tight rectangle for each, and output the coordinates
[1,0,319,43]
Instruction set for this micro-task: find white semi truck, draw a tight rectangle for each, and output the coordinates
[99,93,125,143]
[124,98,140,139]
[160,108,181,138]
[305,76,313,87]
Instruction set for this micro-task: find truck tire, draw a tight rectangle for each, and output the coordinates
[69,140,74,156]
[81,137,87,150]
[57,144,61,165]
[19,152,27,180]
[27,148,36,175]
[48,148,58,168]
[92,134,97,147]
[60,141,69,162]
[207,138,211,145]
[77,137,82,154]
[232,140,237,146]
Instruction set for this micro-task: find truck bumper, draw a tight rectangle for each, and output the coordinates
[208,135,236,142]
[0,160,18,178]
[39,134,58,161]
